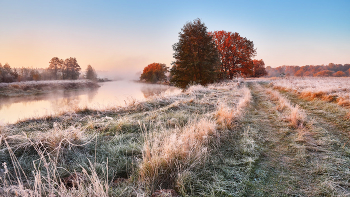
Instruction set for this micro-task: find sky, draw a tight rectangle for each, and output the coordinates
[0,0,349,79]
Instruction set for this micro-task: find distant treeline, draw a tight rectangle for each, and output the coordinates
[267,63,350,77]
[0,57,97,83]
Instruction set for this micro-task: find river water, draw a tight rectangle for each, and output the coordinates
[0,80,181,124]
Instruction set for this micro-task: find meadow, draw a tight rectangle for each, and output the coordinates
[1,78,350,196]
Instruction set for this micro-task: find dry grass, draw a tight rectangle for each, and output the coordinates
[289,105,306,128]
[0,81,253,196]
[139,118,216,192]
[215,86,251,129]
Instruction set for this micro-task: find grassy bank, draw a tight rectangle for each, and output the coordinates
[0,81,255,196]
[2,80,350,196]
[0,80,100,97]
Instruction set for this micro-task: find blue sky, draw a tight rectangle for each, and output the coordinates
[0,0,349,78]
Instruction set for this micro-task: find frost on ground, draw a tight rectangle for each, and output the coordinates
[0,81,254,196]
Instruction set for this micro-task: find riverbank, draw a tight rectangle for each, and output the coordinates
[0,80,100,97]
[2,80,349,196]
[0,81,254,196]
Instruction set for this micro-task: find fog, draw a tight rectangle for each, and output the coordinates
[0,80,180,124]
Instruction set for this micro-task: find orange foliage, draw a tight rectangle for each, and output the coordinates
[209,31,256,79]
[140,63,168,83]
[252,59,267,77]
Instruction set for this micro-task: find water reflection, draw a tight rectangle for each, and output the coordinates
[0,80,180,124]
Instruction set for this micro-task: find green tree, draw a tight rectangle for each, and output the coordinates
[140,63,168,83]
[85,65,97,80]
[170,19,220,89]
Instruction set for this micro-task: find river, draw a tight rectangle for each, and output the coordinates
[0,80,181,124]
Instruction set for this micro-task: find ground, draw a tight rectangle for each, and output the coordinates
[0,80,350,196]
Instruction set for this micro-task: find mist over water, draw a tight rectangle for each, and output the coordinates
[0,80,181,124]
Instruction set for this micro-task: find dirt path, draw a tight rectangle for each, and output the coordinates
[243,83,350,196]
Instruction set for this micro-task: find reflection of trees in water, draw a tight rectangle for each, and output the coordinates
[0,88,99,112]
[140,85,170,98]
[87,88,98,102]
[51,96,81,112]
[0,94,50,111]
[50,88,98,112]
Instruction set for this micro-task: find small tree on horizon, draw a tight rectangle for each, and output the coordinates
[48,57,63,80]
[85,65,98,81]
[251,59,267,77]
[170,19,220,89]
[62,57,81,80]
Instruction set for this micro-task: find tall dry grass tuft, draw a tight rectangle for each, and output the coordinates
[139,118,216,193]
[290,105,306,128]
[3,124,91,155]
[215,86,251,129]
[0,139,109,197]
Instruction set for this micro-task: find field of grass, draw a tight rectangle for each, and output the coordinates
[1,79,350,196]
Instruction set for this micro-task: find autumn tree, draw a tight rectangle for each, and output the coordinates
[140,63,168,83]
[48,57,63,80]
[209,30,256,79]
[333,71,346,77]
[313,70,333,77]
[170,19,220,88]
[85,65,97,81]
[62,57,81,80]
[251,59,267,77]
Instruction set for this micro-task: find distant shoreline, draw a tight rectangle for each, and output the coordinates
[133,79,171,85]
[0,80,100,97]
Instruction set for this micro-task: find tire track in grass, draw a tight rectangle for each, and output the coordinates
[244,82,350,196]
[274,87,350,195]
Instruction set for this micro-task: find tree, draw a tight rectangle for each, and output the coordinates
[333,71,346,77]
[62,57,81,80]
[140,63,168,83]
[48,57,63,80]
[0,63,17,83]
[85,65,97,81]
[209,30,256,79]
[251,59,267,77]
[30,70,41,81]
[313,70,333,77]
[170,19,220,88]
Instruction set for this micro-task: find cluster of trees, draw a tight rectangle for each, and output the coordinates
[266,63,350,77]
[140,19,267,88]
[0,63,19,83]
[0,57,98,83]
[48,57,81,80]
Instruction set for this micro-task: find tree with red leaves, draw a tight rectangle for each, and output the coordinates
[209,31,256,79]
[140,63,168,83]
[251,59,267,77]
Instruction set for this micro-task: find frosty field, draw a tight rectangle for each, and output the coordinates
[1,79,350,196]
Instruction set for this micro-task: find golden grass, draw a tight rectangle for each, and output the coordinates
[139,118,216,192]
[215,87,251,129]
[290,105,306,128]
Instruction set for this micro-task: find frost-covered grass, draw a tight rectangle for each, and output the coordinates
[0,81,253,196]
[271,77,350,107]
[271,77,350,96]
